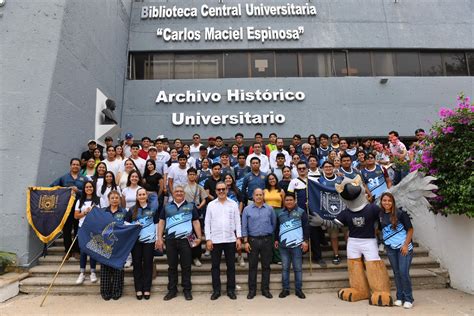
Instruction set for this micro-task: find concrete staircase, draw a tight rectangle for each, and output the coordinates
[20,235,449,295]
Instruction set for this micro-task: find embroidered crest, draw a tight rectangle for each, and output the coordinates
[39,195,58,212]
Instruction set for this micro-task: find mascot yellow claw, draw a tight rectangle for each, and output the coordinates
[309,175,393,306]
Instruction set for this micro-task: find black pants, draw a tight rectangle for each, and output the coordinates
[100,264,124,300]
[166,239,192,293]
[248,236,272,293]
[131,241,155,292]
[309,226,323,260]
[63,210,79,253]
[211,242,236,293]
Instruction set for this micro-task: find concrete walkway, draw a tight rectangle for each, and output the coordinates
[0,288,472,315]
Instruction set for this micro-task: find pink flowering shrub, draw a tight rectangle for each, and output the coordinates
[409,94,473,217]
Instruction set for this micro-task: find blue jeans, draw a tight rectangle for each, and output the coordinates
[280,246,303,291]
[386,247,413,303]
[80,251,97,271]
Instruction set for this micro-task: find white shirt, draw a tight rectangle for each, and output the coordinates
[246,153,270,173]
[157,150,170,164]
[167,164,189,188]
[102,158,121,177]
[122,186,142,210]
[205,198,242,244]
[189,143,203,160]
[269,149,291,168]
[75,200,100,227]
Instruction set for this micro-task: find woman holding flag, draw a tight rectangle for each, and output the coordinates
[74,181,101,285]
[124,188,159,300]
[100,190,128,301]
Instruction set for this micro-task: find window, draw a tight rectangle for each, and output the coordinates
[348,51,372,76]
[301,52,332,77]
[333,51,347,77]
[224,52,248,78]
[443,52,468,76]
[250,52,275,78]
[373,52,395,76]
[275,52,298,77]
[421,52,443,76]
[395,52,420,76]
[147,54,173,79]
[129,49,472,79]
[468,52,474,76]
[131,53,147,79]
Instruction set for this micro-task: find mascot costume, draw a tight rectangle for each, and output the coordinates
[309,171,436,306]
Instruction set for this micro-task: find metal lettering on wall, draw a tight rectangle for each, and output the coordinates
[155,89,306,127]
[141,3,316,43]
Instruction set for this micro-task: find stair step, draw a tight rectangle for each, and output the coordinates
[38,246,431,266]
[29,256,440,277]
[19,267,449,295]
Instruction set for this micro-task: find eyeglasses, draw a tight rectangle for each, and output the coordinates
[193,136,200,139]
[297,167,307,171]
[216,188,226,192]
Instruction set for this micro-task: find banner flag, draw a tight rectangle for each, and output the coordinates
[78,208,140,269]
[307,180,345,220]
[26,186,76,243]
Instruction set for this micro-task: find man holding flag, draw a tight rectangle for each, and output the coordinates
[318,161,345,265]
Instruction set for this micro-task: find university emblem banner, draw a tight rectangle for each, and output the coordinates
[78,208,140,269]
[307,180,345,220]
[26,186,76,243]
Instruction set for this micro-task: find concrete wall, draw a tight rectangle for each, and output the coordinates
[122,77,474,139]
[0,0,131,266]
[411,213,474,294]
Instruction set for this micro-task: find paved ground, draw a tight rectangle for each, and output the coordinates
[0,288,472,315]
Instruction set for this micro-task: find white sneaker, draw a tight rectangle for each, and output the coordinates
[193,258,202,267]
[90,272,98,283]
[204,250,211,257]
[235,285,242,290]
[403,302,413,309]
[394,300,403,307]
[237,255,245,267]
[124,259,132,268]
[75,273,85,285]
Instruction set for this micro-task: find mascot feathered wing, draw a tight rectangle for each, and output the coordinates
[309,171,437,306]
[380,170,438,216]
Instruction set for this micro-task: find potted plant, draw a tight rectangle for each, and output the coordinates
[0,252,16,275]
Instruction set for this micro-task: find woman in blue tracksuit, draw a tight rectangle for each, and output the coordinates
[125,188,159,300]
[379,192,414,309]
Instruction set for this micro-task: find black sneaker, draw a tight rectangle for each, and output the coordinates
[332,255,341,265]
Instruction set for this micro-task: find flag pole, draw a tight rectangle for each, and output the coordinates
[40,235,78,307]
[305,183,313,276]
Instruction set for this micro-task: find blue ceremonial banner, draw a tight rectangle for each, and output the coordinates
[307,180,345,220]
[26,186,76,244]
[78,208,140,270]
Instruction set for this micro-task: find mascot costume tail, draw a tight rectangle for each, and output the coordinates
[309,171,437,306]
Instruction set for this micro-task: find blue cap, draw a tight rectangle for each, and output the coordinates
[125,132,133,139]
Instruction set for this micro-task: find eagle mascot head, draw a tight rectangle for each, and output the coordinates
[335,175,368,212]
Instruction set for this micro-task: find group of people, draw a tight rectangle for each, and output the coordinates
[50,130,420,307]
